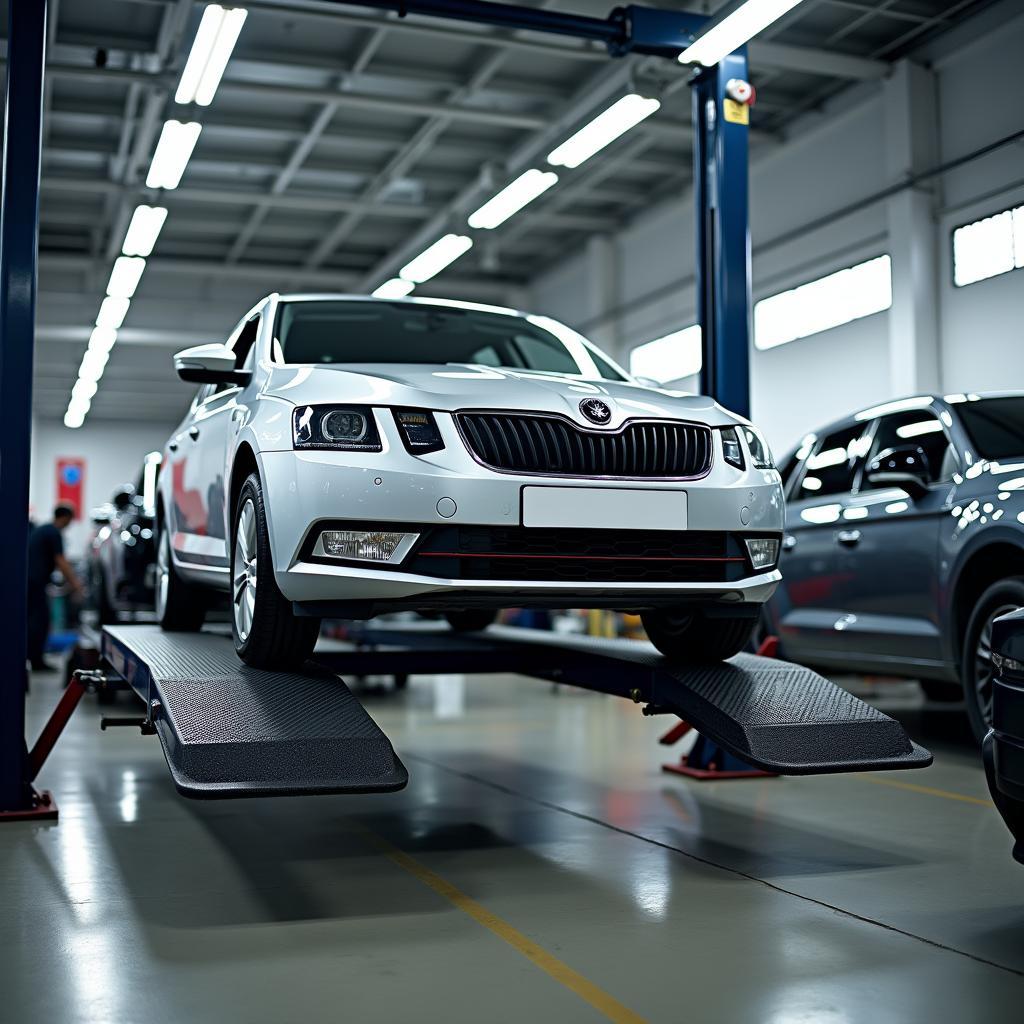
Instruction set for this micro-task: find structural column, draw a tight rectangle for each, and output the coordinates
[0,0,48,812]
[884,59,941,395]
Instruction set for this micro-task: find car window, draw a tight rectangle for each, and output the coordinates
[866,410,956,485]
[956,396,1024,460]
[797,424,871,499]
[272,300,626,380]
[210,315,260,395]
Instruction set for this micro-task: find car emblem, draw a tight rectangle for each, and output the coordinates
[579,398,612,425]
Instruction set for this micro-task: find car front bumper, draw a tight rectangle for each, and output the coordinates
[257,422,785,609]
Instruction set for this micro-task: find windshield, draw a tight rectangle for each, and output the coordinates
[957,396,1024,460]
[272,299,627,381]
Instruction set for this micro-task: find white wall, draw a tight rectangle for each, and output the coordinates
[527,3,1024,455]
[30,418,179,559]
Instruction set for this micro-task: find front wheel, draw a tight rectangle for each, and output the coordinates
[155,521,206,632]
[641,608,757,664]
[231,473,320,669]
[961,578,1024,742]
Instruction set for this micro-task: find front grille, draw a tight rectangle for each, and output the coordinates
[408,527,747,583]
[456,412,713,478]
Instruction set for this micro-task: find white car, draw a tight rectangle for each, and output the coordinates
[157,294,784,668]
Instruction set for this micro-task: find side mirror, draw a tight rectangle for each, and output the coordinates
[865,445,931,499]
[173,343,251,386]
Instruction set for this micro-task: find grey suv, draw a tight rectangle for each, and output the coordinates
[765,392,1024,740]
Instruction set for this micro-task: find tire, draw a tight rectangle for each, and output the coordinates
[641,608,757,663]
[232,473,320,669]
[445,609,497,632]
[961,577,1024,743]
[91,563,118,625]
[155,518,207,632]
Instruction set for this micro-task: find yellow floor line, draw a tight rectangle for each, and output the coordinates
[856,773,994,807]
[363,829,648,1024]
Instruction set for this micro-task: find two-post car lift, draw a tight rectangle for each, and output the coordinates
[1,0,931,817]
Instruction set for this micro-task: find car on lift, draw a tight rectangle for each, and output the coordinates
[155,294,784,669]
[764,392,1024,740]
[89,451,162,623]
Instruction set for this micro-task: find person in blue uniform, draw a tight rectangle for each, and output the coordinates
[27,504,83,671]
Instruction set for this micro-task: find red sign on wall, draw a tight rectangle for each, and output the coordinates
[56,457,85,519]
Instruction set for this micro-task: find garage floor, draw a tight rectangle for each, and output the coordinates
[4,663,1024,1022]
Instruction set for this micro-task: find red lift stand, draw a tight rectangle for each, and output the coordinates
[659,634,782,781]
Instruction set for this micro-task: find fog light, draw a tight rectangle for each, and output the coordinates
[314,530,418,563]
[745,537,780,570]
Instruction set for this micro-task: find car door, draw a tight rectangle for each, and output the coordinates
[173,312,261,570]
[774,420,873,666]
[831,407,958,671]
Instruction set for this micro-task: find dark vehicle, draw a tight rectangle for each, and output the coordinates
[89,452,161,622]
[983,607,1024,863]
[765,392,1024,740]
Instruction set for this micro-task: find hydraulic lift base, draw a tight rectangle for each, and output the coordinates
[99,623,931,800]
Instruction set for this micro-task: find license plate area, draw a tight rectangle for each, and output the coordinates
[521,486,687,531]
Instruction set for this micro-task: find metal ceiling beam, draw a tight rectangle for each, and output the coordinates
[45,61,550,130]
[748,39,888,79]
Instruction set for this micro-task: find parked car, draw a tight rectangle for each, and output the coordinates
[90,452,161,622]
[983,607,1024,863]
[156,294,784,668]
[764,392,1024,740]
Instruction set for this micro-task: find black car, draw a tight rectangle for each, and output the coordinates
[765,392,1024,740]
[984,607,1024,863]
[89,452,161,622]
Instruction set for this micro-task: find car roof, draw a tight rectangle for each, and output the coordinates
[272,292,529,319]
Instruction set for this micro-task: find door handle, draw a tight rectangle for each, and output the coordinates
[188,426,200,440]
[168,441,179,453]
[782,535,797,552]
[836,529,862,547]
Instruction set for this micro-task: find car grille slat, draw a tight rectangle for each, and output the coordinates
[457,413,713,478]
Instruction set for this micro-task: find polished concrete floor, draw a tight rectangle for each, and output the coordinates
[3,659,1024,1022]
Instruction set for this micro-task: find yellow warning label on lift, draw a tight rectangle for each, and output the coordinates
[723,98,749,126]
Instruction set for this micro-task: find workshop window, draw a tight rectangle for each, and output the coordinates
[952,204,1024,286]
[629,325,702,384]
[753,255,892,351]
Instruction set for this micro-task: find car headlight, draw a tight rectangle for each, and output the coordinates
[293,405,383,451]
[394,409,445,454]
[719,427,744,469]
[742,425,774,469]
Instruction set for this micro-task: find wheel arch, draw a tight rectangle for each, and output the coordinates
[949,534,1024,664]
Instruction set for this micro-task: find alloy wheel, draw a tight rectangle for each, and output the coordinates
[974,602,1019,726]
[156,529,170,621]
[233,498,258,641]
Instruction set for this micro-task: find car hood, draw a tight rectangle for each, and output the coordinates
[263,363,745,429]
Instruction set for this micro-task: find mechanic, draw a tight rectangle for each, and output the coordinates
[27,504,83,672]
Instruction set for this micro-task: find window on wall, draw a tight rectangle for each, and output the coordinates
[753,255,892,351]
[952,204,1024,287]
[629,324,701,384]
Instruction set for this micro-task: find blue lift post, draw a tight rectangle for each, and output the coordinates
[0,1,754,813]
[0,0,49,816]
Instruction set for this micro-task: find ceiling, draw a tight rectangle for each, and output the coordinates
[4,0,993,423]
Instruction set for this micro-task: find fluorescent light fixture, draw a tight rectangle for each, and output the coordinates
[371,277,415,299]
[630,325,702,384]
[106,256,146,299]
[64,409,85,429]
[547,94,660,169]
[96,296,130,330]
[122,205,167,257]
[952,204,1024,287]
[679,0,807,66]
[78,349,109,383]
[468,169,559,229]
[72,378,98,402]
[88,326,118,354]
[175,5,248,106]
[146,120,202,190]
[399,234,473,284]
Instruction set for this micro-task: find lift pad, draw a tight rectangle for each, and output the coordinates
[331,626,932,776]
[102,626,407,799]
